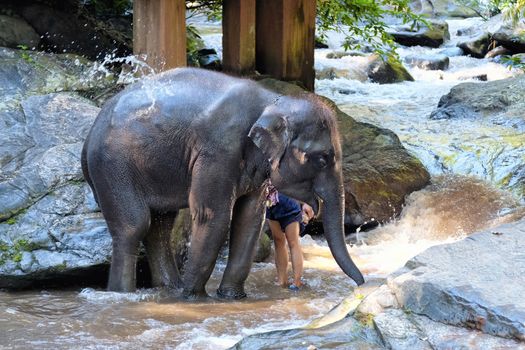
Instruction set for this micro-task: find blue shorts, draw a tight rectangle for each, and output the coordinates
[266,194,304,233]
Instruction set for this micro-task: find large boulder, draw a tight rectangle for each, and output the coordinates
[404,53,450,70]
[388,218,525,340]
[234,219,525,349]
[388,20,450,48]
[1,1,131,60]
[365,55,415,84]
[492,22,525,54]
[258,79,430,227]
[0,49,141,287]
[429,76,525,197]
[315,54,414,84]
[458,33,491,58]
[0,15,40,49]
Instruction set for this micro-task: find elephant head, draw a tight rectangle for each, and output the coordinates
[249,94,365,286]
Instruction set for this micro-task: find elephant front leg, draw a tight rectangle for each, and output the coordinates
[182,174,235,299]
[217,191,267,299]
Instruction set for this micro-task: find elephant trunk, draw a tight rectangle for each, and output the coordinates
[315,171,365,286]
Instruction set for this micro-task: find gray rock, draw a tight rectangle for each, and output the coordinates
[458,33,491,58]
[366,55,415,84]
[431,75,525,118]
[388,219,525,340]
[374,309,432,350]
[231,316,383,350]
[485,45,511,59]
[493,23,525,54]
[413,314,525,349]
[0,15,40,49]
[389,20,450,48]
[404,54,450,70]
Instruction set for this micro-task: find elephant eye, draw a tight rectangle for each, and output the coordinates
[308,151,332,169]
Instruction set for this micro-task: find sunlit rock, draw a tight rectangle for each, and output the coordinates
[457,33,491,58]
[492,22,525,54]
[429,75,525,197]
[404,53,450,70]
[388,218,525,340]
[388,20,450,48]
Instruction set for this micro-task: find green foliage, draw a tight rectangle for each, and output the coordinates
[317,0,425,58]
[502,0,525,23]
[17,45,34,64]
[501,54,525,71]
[0,239,39,266]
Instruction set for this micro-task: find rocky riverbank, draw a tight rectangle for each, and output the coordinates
[233,218,525,349]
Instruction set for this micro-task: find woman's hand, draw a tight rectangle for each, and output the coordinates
[301,203,315,224]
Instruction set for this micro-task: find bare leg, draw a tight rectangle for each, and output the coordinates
[284,221,303,287]
[269,220,289,287]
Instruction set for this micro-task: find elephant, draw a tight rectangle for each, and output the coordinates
[81,67,365,299]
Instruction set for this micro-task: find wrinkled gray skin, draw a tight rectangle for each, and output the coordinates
[82,68,364,299]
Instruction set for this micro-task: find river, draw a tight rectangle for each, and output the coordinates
[1,17,524,350]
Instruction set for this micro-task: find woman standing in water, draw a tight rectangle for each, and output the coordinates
[266,191,315,290]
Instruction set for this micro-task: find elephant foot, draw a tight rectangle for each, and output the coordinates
[216,287,247,300]
[182,288,209,300]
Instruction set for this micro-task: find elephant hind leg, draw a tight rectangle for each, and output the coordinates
[143,211,183,289]
[103,199,151,293]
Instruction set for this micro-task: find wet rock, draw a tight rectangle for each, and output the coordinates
[485,45,511,59]
[413,314,525,349]
[492,22,525,54]
[231,316,383,350]
[0,47,116,105]
[315,54,413,84]
[431,75,525,118]
[458,33,491,58]
[430,76,525,197]
[259,79,430,226]
[366,55,414,84]
[11,2,131,59]
[404,53,449,70]
[410,0,479,18]
[325,51,364,59]
[196,48,222,70]
[374,309,432,349]
[315,37,329,49]
[356,284,399,316]
[388,20,450,48]
[0,15,40,49]
[388,218,525,340]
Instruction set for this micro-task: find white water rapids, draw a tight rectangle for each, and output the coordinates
[1,17,524,350]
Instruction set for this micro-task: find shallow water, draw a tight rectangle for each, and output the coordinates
[2,17,525,350]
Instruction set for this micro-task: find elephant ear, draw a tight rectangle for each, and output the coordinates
[248,107,290,169]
